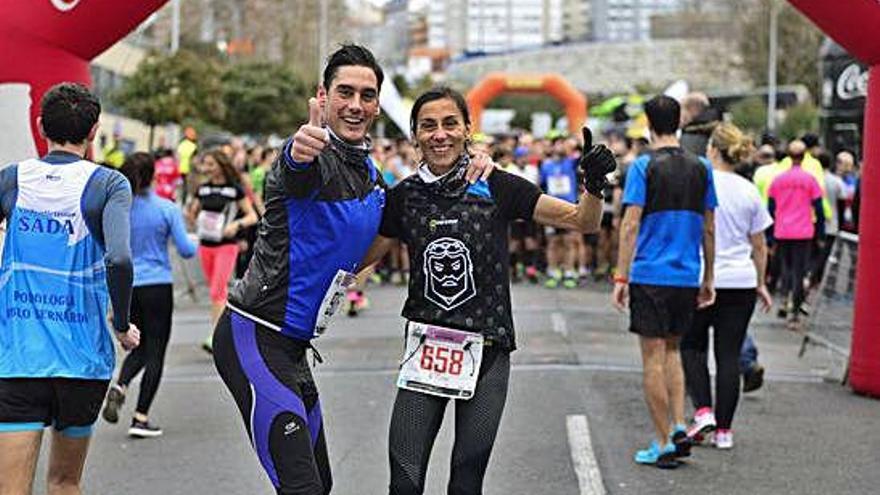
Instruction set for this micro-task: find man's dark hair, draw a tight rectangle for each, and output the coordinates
[492,148,512,163]
[153,147,174,159]
[120,152,155,196]
[323,44,384,91]
[817,151,833,170]
[760,131,778,147]
[801,132,820,149]
[409,86,470,136]
[40,83,101,145]
[643,95,680,136]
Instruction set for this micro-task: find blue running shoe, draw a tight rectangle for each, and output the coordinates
[634,440,680,469]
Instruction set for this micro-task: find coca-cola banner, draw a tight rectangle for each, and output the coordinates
[823,54,869,112]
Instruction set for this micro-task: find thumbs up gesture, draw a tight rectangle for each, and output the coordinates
[578,127,617,199]
[290,97,330,164]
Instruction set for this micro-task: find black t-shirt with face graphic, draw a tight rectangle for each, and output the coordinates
[380,166,542,351]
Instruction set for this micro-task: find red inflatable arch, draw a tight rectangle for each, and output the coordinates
[466,73,588,136]
[0,0,168,163]
[789,0,880,396]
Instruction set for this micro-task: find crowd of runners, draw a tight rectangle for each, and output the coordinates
[0,43,864,494]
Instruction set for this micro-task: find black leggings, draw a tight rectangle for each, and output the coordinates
[779,239,813,312]
[681,289,756,430]
[811,234,836,285]
[389,346,510,495]
[213,310,330,495]
[117,284,173,415]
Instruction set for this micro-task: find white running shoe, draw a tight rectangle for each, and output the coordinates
[714,429,733,449]
[687,407,717,440]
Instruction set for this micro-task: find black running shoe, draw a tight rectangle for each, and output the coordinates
[656,453,681,470]
[101,385,125,424]
[743,364,765,393]
[128,419,163,438]
[672,430,692,458]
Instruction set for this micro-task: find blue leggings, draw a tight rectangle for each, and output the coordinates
[213,310,330,495]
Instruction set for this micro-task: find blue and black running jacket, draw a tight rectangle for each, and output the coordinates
[228,133,385,341]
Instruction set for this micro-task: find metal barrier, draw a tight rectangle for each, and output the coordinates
[800,231,858,383]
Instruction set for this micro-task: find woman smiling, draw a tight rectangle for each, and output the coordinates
[359,86,616,495]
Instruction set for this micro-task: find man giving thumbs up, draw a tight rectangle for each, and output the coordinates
[213,44,389,495]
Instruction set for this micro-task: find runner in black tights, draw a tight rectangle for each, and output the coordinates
[359,86,614,495]
[102,152,197,438]
[680,123,774,449]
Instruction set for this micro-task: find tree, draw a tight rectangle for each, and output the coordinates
[735,0,824,100]
[778,101,819,141]
[220,62,309,136]
[113,50,224,148]
[729,96,767,133]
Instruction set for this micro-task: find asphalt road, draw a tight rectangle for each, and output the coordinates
[29,283,880,495]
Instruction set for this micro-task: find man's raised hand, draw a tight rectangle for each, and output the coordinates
[291,97,329,163]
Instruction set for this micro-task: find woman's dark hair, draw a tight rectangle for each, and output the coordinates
[120,152,155,196]
[409,86,471,137]
[207,149,240,184]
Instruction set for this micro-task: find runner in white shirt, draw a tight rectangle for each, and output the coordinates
[680,123,773,450]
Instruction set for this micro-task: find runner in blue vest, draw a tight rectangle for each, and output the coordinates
[614,95,718,468]
[0,83,139,495]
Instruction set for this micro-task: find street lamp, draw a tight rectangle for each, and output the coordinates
[171,0,180,54]
[318,0,328,81]
[767,0,779,132]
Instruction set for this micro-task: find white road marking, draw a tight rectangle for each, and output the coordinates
[566,414,606,495]
[551,311,569,337]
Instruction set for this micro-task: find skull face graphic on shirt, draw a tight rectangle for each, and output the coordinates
[423,237,476,311]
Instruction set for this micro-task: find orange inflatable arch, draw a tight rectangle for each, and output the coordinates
[466,73,588,135]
